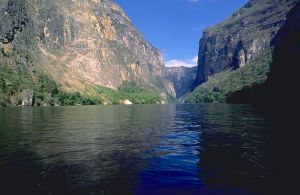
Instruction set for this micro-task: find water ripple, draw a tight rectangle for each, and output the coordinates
[0,104,271,194]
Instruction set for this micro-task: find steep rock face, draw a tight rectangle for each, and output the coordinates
[20,89,33,106]
[268,2,300,102]
[227,2,300,104]
[165,66,197,98]
[195,0,298,86]
[0,0,175,99]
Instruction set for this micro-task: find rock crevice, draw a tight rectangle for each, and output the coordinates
[194,0,298,86]
[0,0,175,100]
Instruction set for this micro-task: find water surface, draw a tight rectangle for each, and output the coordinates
[0,104,272,194]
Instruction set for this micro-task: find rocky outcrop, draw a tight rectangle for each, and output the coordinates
[185,0,298,104]
[165,66,197,98]
[227,2,300,104]
[195,0,298,86]
[123,99,133,105]
[20,89,33,106]
[0,0,175,100]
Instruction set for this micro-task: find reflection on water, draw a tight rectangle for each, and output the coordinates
[0,104,271,194]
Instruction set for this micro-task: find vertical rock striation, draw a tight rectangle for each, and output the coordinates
[165,66,197,98]
[227,2,300,104]
[195,0,298,86]
[0,0,175,100]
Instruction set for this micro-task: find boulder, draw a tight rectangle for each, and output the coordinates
[123,99,133,105]
[21,89,33,106]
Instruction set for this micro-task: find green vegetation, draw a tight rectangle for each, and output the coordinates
[207,0,296,36]
[185,49,272,103]
[95,81,162,105]
[0,65,101,107]
[0,65,163,107]
[33,75,101,106]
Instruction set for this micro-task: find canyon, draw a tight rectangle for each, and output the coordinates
[0,0,175,106]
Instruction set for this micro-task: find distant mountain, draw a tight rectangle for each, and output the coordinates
[0,0,175,106]
[165,66,197,98]
[186,0,298,103]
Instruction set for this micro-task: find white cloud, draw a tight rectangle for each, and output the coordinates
[165,56,198,68]
[192,55,198,63]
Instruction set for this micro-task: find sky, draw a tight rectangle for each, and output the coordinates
[115,0,248,67]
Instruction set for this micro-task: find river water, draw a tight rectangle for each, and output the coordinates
[0,104,273,194]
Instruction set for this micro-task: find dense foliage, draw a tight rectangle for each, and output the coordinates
[185,49,272,103]
[95,81,162,105]
[0,65,163,107]
[0,65,101,106]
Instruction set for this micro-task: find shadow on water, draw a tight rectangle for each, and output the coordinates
[0,104,274,194]
[134,104,271,195]
[196,104,271,194]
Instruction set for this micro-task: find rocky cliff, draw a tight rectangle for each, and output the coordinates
[0,0,175,106]
[227,2,300,104]
[195,0,298,86]
[186,0,298,103]
[165,66,197,98]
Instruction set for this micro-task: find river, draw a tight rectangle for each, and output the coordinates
[0,104,274,194]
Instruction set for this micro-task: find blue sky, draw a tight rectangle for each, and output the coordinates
[115,0,248,67]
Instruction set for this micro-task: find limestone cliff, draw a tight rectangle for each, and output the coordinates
[165,66,197,98]
[195,0,298,86]
[186,0,298,103]
[0,0,175,104]
[227,2,300,104]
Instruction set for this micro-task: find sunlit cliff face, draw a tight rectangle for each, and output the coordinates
[0,0,175,98]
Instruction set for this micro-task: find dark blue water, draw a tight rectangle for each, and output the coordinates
[0,104,272,194]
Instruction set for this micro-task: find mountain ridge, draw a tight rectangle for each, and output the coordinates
[165,66,197,99]
[0,0,175,106]
[186,0,298,103]
[195,0,298,85]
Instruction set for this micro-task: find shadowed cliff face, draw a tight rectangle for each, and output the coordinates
[227,2,300,104]
[185,0,298,104]
[268,2,300,103]
[0,0,175,98]
[165,66,197,98]
[195,0,298,86]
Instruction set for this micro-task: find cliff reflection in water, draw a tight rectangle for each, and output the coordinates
[0,104,271,194]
